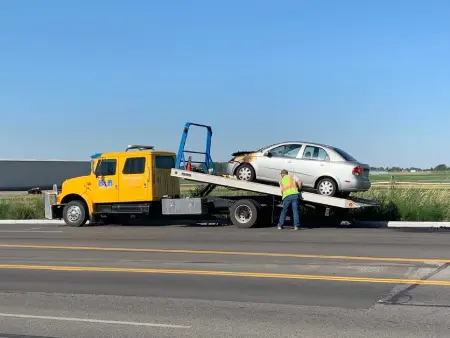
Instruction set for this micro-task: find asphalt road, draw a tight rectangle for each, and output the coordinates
[0,223,449,337]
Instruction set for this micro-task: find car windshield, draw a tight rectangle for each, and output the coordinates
[333,147,357,161]
[256,143,280,152]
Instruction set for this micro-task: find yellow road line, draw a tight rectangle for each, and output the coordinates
[0,264,449,285]
[0,244,448,264]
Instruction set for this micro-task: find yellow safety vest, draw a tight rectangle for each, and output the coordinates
[280,175,298,200]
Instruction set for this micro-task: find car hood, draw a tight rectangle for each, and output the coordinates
[231,150,257,157]
[230,150,259,163]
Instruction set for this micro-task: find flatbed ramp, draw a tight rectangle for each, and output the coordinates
[171,169,377,209]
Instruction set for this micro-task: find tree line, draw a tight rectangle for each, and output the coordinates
[370,164,449,172]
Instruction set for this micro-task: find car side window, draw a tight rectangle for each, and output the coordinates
[268,144,302,158]
[302,146,330,161]
[123,157,146,174]
[95,159,117,176]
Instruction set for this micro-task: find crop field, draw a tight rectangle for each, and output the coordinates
[370,171,450,183]
[369,172,450,189]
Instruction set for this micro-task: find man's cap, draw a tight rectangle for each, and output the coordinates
[280,169,288,175]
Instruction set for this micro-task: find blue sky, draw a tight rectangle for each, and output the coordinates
[1,0,449,168]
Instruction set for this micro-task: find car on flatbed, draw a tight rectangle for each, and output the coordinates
[226,141,371,197]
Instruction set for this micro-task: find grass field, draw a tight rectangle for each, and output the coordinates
[0,195,44,220]
[370,171,450,184]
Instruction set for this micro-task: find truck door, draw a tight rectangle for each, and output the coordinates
[118,156,150,202]
[93,158,119,203]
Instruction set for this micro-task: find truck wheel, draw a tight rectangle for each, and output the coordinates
[229,199,259,228]
[63,200,87,227]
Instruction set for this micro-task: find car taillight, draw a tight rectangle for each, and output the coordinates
[352,166,362,175]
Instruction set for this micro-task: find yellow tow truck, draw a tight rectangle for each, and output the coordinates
[44,122,377,228]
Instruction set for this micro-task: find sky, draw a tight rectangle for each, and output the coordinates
[1,0,449,168]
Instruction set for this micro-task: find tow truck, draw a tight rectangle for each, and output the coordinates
[44,122,378,228]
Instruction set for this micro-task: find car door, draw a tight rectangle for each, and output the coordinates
[257,143,303,182]
[93,158,119,203]
[295,145,330,187]
[118,156,150,202]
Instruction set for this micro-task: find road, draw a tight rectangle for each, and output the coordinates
[0,223,449,337]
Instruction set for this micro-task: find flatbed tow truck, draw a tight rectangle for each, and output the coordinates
[44,122,378,228]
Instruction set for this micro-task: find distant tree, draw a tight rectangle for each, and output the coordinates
[434,164,448,171]
[409,167,421,172]
[387,167,402,172]
[370,166,386,172]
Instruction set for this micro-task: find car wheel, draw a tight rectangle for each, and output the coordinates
[316,178,337,197]
[235,163,256,181]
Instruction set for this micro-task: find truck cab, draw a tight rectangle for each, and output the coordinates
[51,145,180,226]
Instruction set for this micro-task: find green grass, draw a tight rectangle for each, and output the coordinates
[0,195,44,220]
[352,188,450,221]
[370,171,450,183]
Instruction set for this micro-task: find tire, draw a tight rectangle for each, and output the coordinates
[235,163,256,182]
[229,199,259,229]
[63,200,88,227]
[316,178,337,197]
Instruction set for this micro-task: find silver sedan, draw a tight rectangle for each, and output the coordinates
[226,141,371,197]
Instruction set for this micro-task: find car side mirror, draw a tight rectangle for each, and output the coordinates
[265,152,272,158]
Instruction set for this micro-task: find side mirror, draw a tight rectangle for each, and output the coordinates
[265,152,272,158]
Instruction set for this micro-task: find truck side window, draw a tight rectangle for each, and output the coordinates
[155,156,175,169]
[95,159,117,176]
[123,157,146,174]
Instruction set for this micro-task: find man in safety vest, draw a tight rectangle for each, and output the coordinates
[277,169,302,230]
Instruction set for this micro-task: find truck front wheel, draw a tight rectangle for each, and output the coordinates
[63,200,88,227]
[229,199,259,229]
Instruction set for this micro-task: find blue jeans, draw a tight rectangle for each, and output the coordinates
[278,194,300,227]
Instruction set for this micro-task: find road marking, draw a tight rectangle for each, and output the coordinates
[0,263,449,285]
[0,231,63,233]
[0,244,448,263]
[0,312,190,328]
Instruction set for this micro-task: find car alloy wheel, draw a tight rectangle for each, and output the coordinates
[237,166,252,181]
[318,180,335,196]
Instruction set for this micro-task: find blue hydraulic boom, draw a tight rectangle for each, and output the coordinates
[175,122,216,174]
